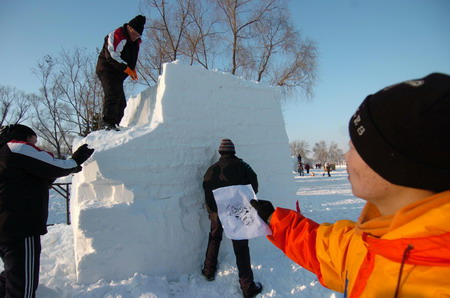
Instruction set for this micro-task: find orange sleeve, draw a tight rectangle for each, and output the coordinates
[268,208,358,292]
[267,208,324,283]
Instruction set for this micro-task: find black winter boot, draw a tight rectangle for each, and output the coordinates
[201,268,215,281]
[103,123,120,131]
[243,282,262,298]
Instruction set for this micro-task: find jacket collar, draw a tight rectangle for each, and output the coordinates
[356,190,450,238]
[356,191,450,266]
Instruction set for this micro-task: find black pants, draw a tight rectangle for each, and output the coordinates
[0,236,41,298]
[203,212,255,293]
[98,71,127,126]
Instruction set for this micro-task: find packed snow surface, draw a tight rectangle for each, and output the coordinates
[70,62,295,284]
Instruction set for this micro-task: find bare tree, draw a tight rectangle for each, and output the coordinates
[0,86,30,126]
[156,0,193,61]
[183,0,221,68]
[55,47,103,136]
[139,0,194,83]
[289,139,310,158]
[313,140,328,166]
[214,0,279,75]
[273,38,317,97]
[252,7,291,82]
[31,55,73,157]
[139,0,318,98]
[137,38,166,84]
[328,141,344,165]
[28,47,103,157]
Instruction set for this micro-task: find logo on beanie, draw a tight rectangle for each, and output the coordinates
[357,126,365,136]
[404,80,424,87]
[352,110,365,136]
[383,79,424,92]
[353,114,361,126]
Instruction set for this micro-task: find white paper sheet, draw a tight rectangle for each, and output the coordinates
[213,184,272,240]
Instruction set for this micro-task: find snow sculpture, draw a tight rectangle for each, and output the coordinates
[71,62,296,283]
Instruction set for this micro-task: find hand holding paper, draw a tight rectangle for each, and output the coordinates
[213,184,271,240]
[250,199,275,224]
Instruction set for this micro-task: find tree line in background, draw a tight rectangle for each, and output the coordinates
[1,0,317,158]
[290,140,345,165]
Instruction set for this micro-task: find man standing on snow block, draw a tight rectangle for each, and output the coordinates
[0,124,94,297]
[202,139,263,298]
[96,15,146,131]
[251,73,450,297]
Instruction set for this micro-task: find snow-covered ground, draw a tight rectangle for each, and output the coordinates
[32,166,365,297]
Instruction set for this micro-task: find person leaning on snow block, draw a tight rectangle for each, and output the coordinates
[0,124,94,298]
[251,73,450,297]
[202,139,263,298]
[96,15,146,131]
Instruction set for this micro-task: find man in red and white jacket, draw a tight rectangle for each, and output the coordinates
[0,124,94,297]
[96,15,146,131]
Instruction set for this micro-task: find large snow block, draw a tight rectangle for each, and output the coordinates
[71,62,296,283]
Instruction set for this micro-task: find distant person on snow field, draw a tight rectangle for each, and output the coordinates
[250,73,450,297]
[323,162,331,177]
[202,139,263,298]
[304,163,310,174]
[96,15,146,131]
[0,124,94,298]
[297,162,304,176]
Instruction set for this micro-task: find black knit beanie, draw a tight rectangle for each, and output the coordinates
[0,124,36,142]
[349,73,450,192]
[219,139,236,155]
[128,15,146,35]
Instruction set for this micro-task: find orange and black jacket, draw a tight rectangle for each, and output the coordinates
[268,191,450,297]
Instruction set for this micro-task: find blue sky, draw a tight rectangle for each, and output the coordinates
[1,0,449,151]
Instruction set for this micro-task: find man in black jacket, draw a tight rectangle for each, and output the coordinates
[202,139,263,298]
[0,124,94,297]
[96,15,146,131]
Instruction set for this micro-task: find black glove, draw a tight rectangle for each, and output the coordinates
[72,144,94,165]
[250,199,275,224]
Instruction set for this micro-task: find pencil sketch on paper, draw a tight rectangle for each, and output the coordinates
[226,203,255,226]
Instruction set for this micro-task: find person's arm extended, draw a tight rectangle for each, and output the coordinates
[268,207,356,292]
[8,141,78,179]
[268,208,323,278]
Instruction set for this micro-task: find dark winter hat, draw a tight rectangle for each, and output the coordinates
[0,124,36,141]
[349,73,450,192]
[219,138,236,155]
[128,15,146,35]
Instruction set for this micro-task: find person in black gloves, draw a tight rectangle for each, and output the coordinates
[0,124,94,297]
